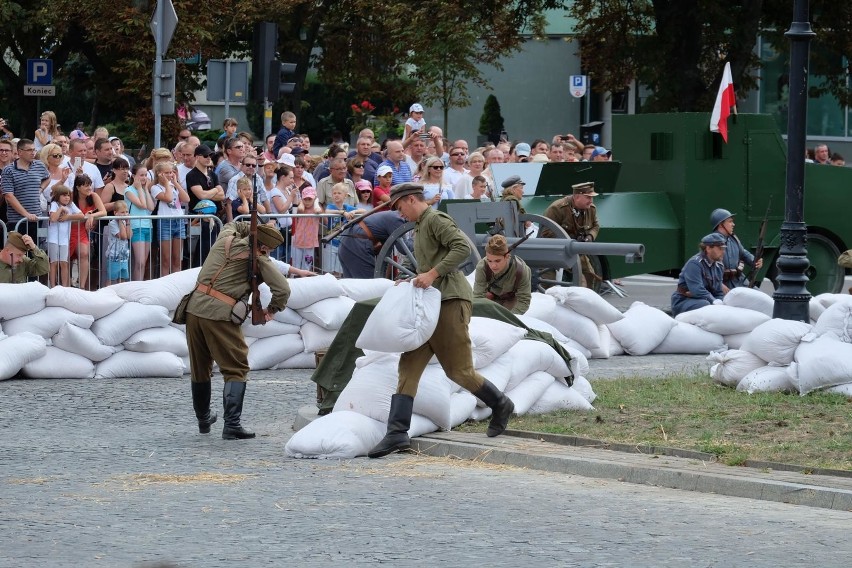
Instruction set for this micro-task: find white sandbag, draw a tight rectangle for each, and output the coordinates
[470,405,492,421]
[505,340,571,392]
[589,324,612,359]
[550,305,601,351]
[338,278,395,302]
[22,346,94,379]
[824,383,852,396]
[0,282,48,320]
[284,411,386,459]
[546,286,624,324]
[53,323,121,362]
[561,344,589,379]
[45,286,124,318]
[676,305,770,335]
[356,282,439,353]
[0,332,47,380]
[571,376,596,404]
[528,381,595,414]
[792,332,852,394]
[608,333,625,356]
[506,371,556,414]
[94,350,184,379]
[181,355,191,375]
[247,334,305,370]
[411,365,457,430]
[124,326,189,356]
[740,319,813,365]
[91,302,171,346]
[723,287,774,317]
[242,319,301,339]
[298,296,356,330]
[607,302,675,356]
[275,351,317,369]
[707,349,767,387]
[723,332,749,350]
[516,314,569,343]
[108,268,200,311]
[525,292,558,324]
[475,352,515,393]
[2,307,94,338]
[736,365,795,394]
[816,293,852,309]
[274,307,306,326]
[809,297,825,323]
[652,322,725,354]
[300,322,339,353]
[469,317,528,368]
[333,352,398,422]
[814,302,852,342]
[448,392,478,428]
[286,273,344,310]
[409,413,440,438]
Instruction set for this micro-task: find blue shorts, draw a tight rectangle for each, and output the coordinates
[132,227,152,243]
[107,260,130,281]
[158,218,186,240]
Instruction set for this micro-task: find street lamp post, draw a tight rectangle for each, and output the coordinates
[772,0,815,321]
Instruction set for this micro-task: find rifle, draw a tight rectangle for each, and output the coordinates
[748,197,772,288]
[248,174,266,325]
[321,199,391,244]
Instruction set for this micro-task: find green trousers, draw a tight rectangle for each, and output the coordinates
[186,313,250,384]
[397,299,485,397]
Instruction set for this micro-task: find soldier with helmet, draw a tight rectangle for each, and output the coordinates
[711,208,763,290]
[671,233,727,316]
[540,181,601,287]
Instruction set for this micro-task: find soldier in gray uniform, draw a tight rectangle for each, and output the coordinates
[711,208,763,290]
[671,233,726,316]
[368,183,515,459]
[338,210,407,278]
[179,221,291,440]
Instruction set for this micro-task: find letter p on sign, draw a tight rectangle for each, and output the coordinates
[27,59,53,86]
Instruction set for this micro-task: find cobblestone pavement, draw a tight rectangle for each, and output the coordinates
[2,369,850,568]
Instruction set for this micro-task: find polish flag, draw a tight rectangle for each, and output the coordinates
[710,62,737,143]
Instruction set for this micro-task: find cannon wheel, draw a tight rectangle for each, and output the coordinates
[519,214,609,293]
[373,221,482,280]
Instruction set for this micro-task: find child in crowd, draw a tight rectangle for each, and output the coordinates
[323,183,366,276]
[355,180,374,211]
[47,184,85,287]
[106,201,131,285]
[216,117,238,151]
[471,175,489,201]
[34,111,60,152]
[291,186,322,271]
[373,165,394,207]
[150,162,189,277]
[404,103,426,139]
[232,176,269,218]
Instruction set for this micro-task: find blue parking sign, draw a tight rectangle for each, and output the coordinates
[570,75,587,98]
[27,59,53,86]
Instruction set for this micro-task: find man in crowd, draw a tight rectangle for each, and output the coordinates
[813,143,831,165]
[2,139,49,243]
[444,145,469,187]
[671,233,726,316]
[225,155,267,221]
[176,141,198,190]
[548,142,565,163]
[93,138,116,183]
[0,138,14,224]
[317,158,356,207]
[216,137,247,192]
[349,137,380,182]
[68,139,105,190]
[368,183,515,459]
[0,231,48,283]
[375,141,412,186]
[540,181,601,287]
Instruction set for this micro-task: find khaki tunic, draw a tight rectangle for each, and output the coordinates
[412,207,471,302]
[539,196,599,240]
[0,248,49,283]
[473,255,531,314]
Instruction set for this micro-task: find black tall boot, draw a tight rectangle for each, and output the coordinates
[368,394,414,458]
[222,381,255,440]
[473,380,515,437]
[191,381,217,434]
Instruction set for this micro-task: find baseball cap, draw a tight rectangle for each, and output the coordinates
[409,103,424,113]
[194,144,213,158]
[355,180,373,192]
[591,146,612,159]
[514,143,531,157]
[301,187,317,199]
[376,164,394,177]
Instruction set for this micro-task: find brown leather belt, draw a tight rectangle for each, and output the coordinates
[676,286,693,298]
[723,269,741,279]
[358,221,377,244]
[195,282,237,306]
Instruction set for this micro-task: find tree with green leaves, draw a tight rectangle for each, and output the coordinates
[479,95,505,143]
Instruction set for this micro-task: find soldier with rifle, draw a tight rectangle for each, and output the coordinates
[176,175,291,440]
[710,207,764,290]
[324,201,407,279]
[473,233,531,314]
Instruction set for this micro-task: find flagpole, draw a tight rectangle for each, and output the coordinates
[772,0,815,321]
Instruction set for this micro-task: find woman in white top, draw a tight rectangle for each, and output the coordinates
[266,164,299,261]
[150,162,189,276]
[453,151,488,200]
[39,143,71,212]
[420,156,454,208]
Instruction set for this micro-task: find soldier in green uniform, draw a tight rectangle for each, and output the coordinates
[473,234,531,314]
[0,231,49,283]
[180,221,291,440]
[500,175,526,213]
[368,183,515,459]
[540,181,601,288]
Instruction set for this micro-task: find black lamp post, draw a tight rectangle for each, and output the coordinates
[772,0,815,321]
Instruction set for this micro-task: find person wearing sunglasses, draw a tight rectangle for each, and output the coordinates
[39,143,71,212]
[421,156,454,209]
[214,137,247,192]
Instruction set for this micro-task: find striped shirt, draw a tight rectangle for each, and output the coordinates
[1,159,49,224]
[374,160,412,186]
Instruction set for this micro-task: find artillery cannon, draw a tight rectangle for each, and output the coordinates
[373,200,644,292]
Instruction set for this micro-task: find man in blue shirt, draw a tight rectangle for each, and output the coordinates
[374,140,412,186]
[671,233,726,317]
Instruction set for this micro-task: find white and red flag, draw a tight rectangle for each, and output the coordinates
[710,62,737,143]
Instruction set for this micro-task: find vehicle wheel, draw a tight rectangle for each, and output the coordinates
[373,222,481,280]
[805,233,844,294]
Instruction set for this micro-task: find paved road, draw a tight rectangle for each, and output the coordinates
[2,371,850,568]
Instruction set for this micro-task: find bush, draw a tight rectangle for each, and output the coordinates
[479,95,505,144]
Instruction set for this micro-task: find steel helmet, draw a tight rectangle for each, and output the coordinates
[193,199,217,215]
[710,208,735,228]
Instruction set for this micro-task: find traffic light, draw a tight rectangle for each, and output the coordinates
[267,60,297,103]
[252,22,277,102]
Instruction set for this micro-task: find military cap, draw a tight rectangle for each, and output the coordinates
[701,233,727,247]
[5,231,27,252]
[389,183,424,210]
[256,224,285,249]
[501,175,525,189]
[572,182,598,196]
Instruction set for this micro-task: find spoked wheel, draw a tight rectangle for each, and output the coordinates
[373,221,482,280]
[805,233,844,294]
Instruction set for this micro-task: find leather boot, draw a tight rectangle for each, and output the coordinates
[368,394,414,458]
[191,381,218,434]
[474,380,514,437]
[222,381,255,440]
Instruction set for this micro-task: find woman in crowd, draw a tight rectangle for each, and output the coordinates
[454,151,489,200]
[421,156,454,208]
[70,174,107,289]
[125,164,154,280]
[39,143,71,210]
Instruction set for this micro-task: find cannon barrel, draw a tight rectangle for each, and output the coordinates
[475,235,644,269]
